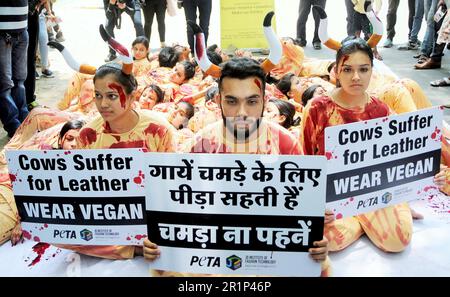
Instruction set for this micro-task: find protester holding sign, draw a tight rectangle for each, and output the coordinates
[142,55,330,276]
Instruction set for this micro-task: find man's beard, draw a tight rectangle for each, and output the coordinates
[222,116,263,142]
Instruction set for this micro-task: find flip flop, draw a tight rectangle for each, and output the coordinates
[430,77,450,87]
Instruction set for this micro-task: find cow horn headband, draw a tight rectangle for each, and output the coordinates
[48,25,133,76]
[189,11,283,78]
[314,1,383,51]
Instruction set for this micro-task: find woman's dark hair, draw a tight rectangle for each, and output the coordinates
[301,84,321,107]
[335,37,374,87]
[178,101,195,120]
[146,84,164,104]
[159,47,180,68]
[94,63,138,95]
[207,44,219,52]
[207,50,223,66]
[269,99,299,129]
[276,73,295,97]
[132,36,149,49]
[180,61,196,81]
[205,86,219,102]
[132,36,150,61]
[58,119,86,145]
[218,58,266,94]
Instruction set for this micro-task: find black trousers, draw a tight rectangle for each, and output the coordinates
[142,0,166,43]
[24,11,39,105]
[103,0,145,55]
[183,0,212,53]
[296,0,327,44]
[386,0,416,40]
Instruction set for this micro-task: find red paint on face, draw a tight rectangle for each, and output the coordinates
[79,128,97,146]
[29,243,50,267]
[110,140,144,149]
[339,55,350,74]
[195,34,204,60]
[254,79,262,91]
[108,83,127,109]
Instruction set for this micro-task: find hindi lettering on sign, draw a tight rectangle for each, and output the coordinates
[148,159,193,180]
[198,161,247,182]
[251,160,274,182]
[279,162,322,186]
[159,223,177,241]
[256,220,312,249]
[170,184,215,206]
[219,187,278,209]
[222,226,252,245]
[283,186,301,210]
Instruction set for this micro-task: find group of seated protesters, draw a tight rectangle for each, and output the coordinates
[0,10,449,277]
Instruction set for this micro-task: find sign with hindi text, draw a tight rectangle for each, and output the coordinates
[145,153,326,276]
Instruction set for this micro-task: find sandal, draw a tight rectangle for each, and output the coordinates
[430,77,450,87]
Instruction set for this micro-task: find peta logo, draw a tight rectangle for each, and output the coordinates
[190,256,220,267]
[356,197,378,209]
[226,255,242,270]
[382,192,393,204]
[80,229,93,241]
[54,230,77,239]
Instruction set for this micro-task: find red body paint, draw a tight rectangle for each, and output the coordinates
[79,128,97,146]
[254,78,262,91]
[110,140,144,149]
[195,35,204,60]
[144,123,167,138]
[8,174,17,182]
[29,243,50,267]
[23,230,32,240]
[108,83,127,109]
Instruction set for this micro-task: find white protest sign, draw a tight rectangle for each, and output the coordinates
[145,153,327,277]
[6,149,147,245]
[325,107,443,218]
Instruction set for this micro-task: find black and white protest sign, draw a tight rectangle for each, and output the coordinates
[145,153,327,276]
[6,149,147,245]
[325,107,443,218]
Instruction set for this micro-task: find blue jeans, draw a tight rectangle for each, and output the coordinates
[0,30,30,137]
[420,0,438,55]
[410,0,425,43]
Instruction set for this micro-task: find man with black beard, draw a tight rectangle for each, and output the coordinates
[185,57,301,155]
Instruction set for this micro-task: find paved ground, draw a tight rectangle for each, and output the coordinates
[1,0,449,148]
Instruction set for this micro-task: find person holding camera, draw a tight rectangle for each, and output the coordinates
[103,0,145,62]
[178,0,212,54]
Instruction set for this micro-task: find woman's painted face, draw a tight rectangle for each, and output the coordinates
[132,43,149,60]
[140,87,159,109]
[169,63,187,85]
[313,86,326,98]
[289,76,303,103]
[263,102,282,124]
[94,74,133,123]
[335,51,372,96]
[169,103,190,129]
[61,129,80,150]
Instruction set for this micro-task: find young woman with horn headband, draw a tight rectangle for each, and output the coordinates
[302,5,448,253]
[45,26,175,259]
[316,3,434,116]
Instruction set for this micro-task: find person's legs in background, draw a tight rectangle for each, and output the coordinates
[0,31,29,137]
[197,0,212,49]
[155,0,167,48]
[38,11,53,78]
[143,1,157,43]
[296,0,312,47]
[24,11,39,110]
[345,0,355,36]
[127,1,145,37]
[183,0,198,53]
[384,0,400,47]
[312,0,326,49]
